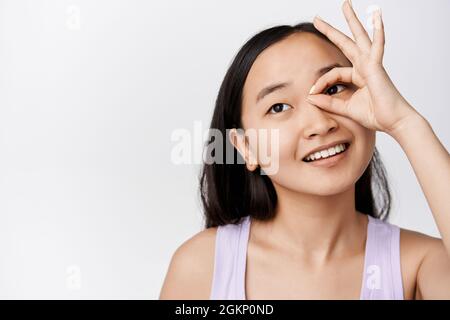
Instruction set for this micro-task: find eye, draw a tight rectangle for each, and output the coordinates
[267,103,292,114]
[324,83,347,95]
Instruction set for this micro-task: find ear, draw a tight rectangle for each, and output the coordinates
[228,128,259,172]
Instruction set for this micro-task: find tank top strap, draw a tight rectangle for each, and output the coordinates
[360,215,404,300]
[210,215,251,300]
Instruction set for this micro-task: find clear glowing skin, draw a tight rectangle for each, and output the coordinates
[234,32,375,197]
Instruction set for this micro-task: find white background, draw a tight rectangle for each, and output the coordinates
[0,0,448,299]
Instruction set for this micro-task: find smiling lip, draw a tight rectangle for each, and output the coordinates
[303,143,350,168]
[302,140,351,161]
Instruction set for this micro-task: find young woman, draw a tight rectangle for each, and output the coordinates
[160,1,450,299]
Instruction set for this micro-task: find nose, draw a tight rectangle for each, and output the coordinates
[302,103,339,138]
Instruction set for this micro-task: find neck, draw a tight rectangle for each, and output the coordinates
[255,184,368,265]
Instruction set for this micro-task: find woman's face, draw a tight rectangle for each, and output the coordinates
[237,32,375,195]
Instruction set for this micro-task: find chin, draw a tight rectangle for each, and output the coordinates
[300,180,354,196]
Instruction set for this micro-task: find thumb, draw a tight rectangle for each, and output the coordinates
[307,94,350,117]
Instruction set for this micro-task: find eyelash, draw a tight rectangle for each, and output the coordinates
[323,83,348,95]
[266,83,348,114]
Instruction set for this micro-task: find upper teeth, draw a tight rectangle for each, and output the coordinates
[304,143,347,162]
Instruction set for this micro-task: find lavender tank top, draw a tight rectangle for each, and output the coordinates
[209,214,404,300]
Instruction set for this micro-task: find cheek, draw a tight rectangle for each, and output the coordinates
[256,129,296,165]
[253,128,297,175]
[341,120,376,167]
[359,130,376,169]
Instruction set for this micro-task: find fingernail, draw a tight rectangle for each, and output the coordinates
[314,15,323,22]
[309,85,316,95]
[347,0,352,7]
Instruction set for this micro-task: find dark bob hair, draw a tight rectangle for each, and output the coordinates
[199,22,391,229]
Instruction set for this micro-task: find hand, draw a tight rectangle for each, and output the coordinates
[307,0,419,135]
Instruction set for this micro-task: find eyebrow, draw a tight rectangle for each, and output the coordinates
[255,63,344,103]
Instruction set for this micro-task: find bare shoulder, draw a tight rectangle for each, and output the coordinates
[400,226,445,265]
[159,226,218,300]
[399,226,449,299]
[400,226,442,253]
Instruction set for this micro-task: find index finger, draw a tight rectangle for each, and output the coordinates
[342,0,372,51]
[309,67,364,95]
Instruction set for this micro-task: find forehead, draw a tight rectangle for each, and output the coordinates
[242,32,350,104]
